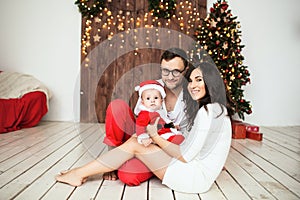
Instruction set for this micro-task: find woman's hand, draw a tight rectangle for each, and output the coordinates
[146,117,160,138]
[147,117,186,162]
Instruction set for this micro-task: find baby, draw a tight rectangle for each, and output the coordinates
[134,80,184,147]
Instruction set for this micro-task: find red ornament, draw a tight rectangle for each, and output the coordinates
[221,2,228,10]
[210,7,215,13]
[216,40,220,45]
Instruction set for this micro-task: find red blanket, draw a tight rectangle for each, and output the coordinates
[0,91,48,133]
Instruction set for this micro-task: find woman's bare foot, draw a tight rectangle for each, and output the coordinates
[60,170,88,183]
[56,169,85,186]
[102,171,118,181]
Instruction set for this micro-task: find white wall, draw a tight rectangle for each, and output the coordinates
[0,0,299,126]
[0,0,81,122]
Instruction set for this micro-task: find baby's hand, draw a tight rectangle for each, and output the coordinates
[175,125,180,130]
[142,138,153,147]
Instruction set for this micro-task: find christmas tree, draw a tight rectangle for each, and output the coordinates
[194,0,252,120]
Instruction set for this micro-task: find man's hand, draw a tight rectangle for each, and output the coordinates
[146,117,160,138]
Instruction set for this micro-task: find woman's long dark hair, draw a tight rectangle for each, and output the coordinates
[183,62,227,130]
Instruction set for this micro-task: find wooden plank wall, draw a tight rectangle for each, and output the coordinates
[80,0,207,122]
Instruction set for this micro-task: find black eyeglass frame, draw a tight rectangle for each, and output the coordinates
[160,68,186,77]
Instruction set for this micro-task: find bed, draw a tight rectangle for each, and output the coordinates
[0,71,51,133]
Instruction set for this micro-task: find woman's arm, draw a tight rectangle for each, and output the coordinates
[179,104,224,162]
[147,118,187,162]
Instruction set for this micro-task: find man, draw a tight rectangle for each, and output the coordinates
[103,47,188,186]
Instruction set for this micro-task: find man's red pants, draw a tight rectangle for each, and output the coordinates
[103,99,154,186]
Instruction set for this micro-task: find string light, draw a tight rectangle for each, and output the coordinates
[79,1,203,56]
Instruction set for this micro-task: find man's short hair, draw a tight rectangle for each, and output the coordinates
[160,48,188,69]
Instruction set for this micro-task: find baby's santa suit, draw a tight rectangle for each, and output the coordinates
[134,80,184,144]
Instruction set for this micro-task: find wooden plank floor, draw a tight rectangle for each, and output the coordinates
[0,122,299,200]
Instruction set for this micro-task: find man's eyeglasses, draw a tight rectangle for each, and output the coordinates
[161,68,185,77]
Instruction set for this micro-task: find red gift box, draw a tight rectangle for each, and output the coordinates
[232,122,246,139]
[246,130,263,141]
[244,123,259,132]
[231,120,262,140]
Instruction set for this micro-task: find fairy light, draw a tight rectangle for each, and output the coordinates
[179,34,182,47]
[79,0,204,61]
[136,17,141,27]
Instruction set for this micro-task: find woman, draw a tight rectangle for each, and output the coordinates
[55,62,232,193]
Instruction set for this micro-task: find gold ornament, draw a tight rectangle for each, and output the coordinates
[94,17,101,23]
[222,42,228,50]
[93,34,101,42]
[86,41,91,47]
[118,23,124,31]
[210,19,217,28]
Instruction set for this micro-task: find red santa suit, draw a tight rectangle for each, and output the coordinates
[134,80,184,145]
[103,80,187,186]
[135,109,184,145]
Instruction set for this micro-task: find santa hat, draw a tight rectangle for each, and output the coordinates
[134,80,166,115]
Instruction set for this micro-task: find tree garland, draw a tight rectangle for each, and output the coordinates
[148,0,176,19]
[75,0,105,18]
[75,0,176,19]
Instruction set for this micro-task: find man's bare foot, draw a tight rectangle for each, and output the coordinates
[102,171,118,181]
[56,169,85,187]
[102,146,118,181]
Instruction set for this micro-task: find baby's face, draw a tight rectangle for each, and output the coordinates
[141,89,163,111]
